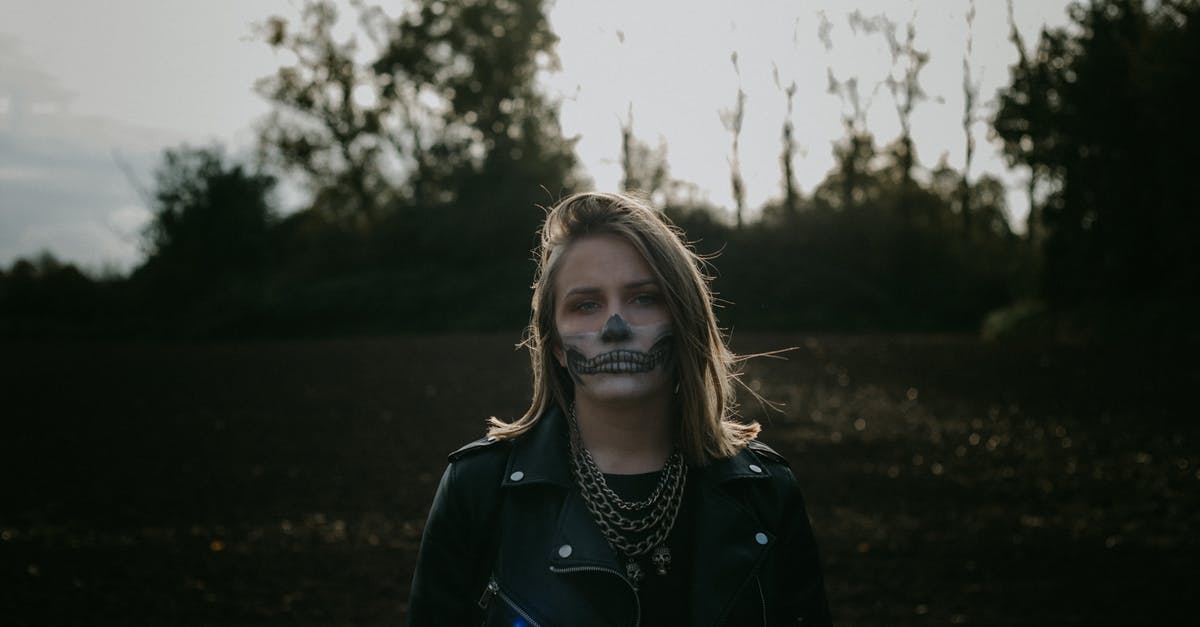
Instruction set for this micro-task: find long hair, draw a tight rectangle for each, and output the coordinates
[487,192,759,465]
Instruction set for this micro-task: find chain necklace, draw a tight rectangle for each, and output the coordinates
[567,402,688,589]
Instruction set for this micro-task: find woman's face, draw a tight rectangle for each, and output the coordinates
[552,233,674,405]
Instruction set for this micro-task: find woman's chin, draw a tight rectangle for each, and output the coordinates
[574,372,672,405]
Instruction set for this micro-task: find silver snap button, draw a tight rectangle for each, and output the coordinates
[509,471,525,481]
[749,464,763,473]
[755,532,769,545]
[557,544,573,558]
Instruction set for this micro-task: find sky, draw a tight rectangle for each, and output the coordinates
[0,0,1073,272]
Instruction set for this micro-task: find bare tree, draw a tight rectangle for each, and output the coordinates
[961,0,981,237]
[619,103,637,193]
[822,11,883,212]
[619,104,670,203]
[774,64,800,217]
[719,52,748,229]
[854,5,929,223]
[1005,0,1040,250]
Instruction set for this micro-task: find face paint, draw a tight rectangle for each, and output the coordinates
[551,234,675,403]
[556,314,672,386]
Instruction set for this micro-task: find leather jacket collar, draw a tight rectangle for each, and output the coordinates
[502,404,778,488]
[500,405,781,627]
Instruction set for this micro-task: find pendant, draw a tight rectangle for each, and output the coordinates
[626,559,644,589]
[651,545,671,576]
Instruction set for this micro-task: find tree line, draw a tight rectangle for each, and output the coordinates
[2,0,1196,340]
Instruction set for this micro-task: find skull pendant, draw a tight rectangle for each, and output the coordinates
[651,545,671,576]
[626,559,644,589]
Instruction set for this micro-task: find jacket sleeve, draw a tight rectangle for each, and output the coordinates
[771,467,833,626]
[406,460,496,627]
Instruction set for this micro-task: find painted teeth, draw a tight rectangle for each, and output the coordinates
[572,347,668,375]
[566,335,674,377]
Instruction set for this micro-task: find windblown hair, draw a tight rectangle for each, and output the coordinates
[486,191,759,465]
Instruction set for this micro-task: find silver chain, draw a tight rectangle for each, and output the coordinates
[578,440,680,511]
[567,402,688,557]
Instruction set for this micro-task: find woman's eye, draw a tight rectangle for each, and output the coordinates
[633,293,659,305]
[574,301,601,312]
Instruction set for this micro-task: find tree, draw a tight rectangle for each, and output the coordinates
[773,64,801,217]
[0,253,107,323]
[619,104,671,204]
[856,6,929,224]
[257,3,397,225]
[1000,0,1046,251]
[136,146,276,311]
[812,126,881,212]
[960,0,980,237]
[719,52,748,229]
[258,0,579,233]
[818,11,884,213]
[995,0,1200,308]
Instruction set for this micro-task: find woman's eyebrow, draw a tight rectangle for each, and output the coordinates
[564,279,657,297]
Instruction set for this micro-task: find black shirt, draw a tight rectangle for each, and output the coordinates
[603,470,693,627]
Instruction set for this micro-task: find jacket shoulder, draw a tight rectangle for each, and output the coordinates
[445,435,515,486]
[747,439,791,467]
[436,436,513,519]
[447,435,505,463]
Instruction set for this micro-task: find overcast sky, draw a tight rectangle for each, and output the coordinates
[0,0,1072,272]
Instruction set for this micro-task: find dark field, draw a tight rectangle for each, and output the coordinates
[1,335,1196,626]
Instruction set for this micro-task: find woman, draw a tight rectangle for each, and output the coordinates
[407,192,830,626]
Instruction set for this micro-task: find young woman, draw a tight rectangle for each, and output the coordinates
[407,192,830,626]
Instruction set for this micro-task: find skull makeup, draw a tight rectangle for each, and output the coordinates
[559,314,674,401]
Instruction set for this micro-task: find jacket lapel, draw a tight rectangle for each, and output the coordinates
[548,487,626,572]
[504,406,624,573]
[504,405,573,489]
[690,452,776,627]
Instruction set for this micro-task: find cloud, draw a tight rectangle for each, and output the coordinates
[0,35,180,272]
[13,221,139,270]
[107,205,152,237]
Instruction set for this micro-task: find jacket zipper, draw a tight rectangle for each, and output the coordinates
[549,565,641,627]
[477,578,499,610]
[478,576,543,627]
[755,576,767,627]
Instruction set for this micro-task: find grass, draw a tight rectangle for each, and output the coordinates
[1,334,1194,625]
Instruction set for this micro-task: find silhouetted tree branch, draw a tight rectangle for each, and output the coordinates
[719,52,747,229]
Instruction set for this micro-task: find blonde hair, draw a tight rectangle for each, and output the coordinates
[487,191,759,465]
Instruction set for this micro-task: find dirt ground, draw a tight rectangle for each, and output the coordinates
[1,334,1195,626]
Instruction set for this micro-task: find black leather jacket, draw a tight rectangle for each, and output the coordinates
[407,406,831,626]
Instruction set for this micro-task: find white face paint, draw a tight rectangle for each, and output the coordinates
[559,316,674,403]
[551,234,675,405]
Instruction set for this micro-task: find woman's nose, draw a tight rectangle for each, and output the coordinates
[599,313,633,342]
